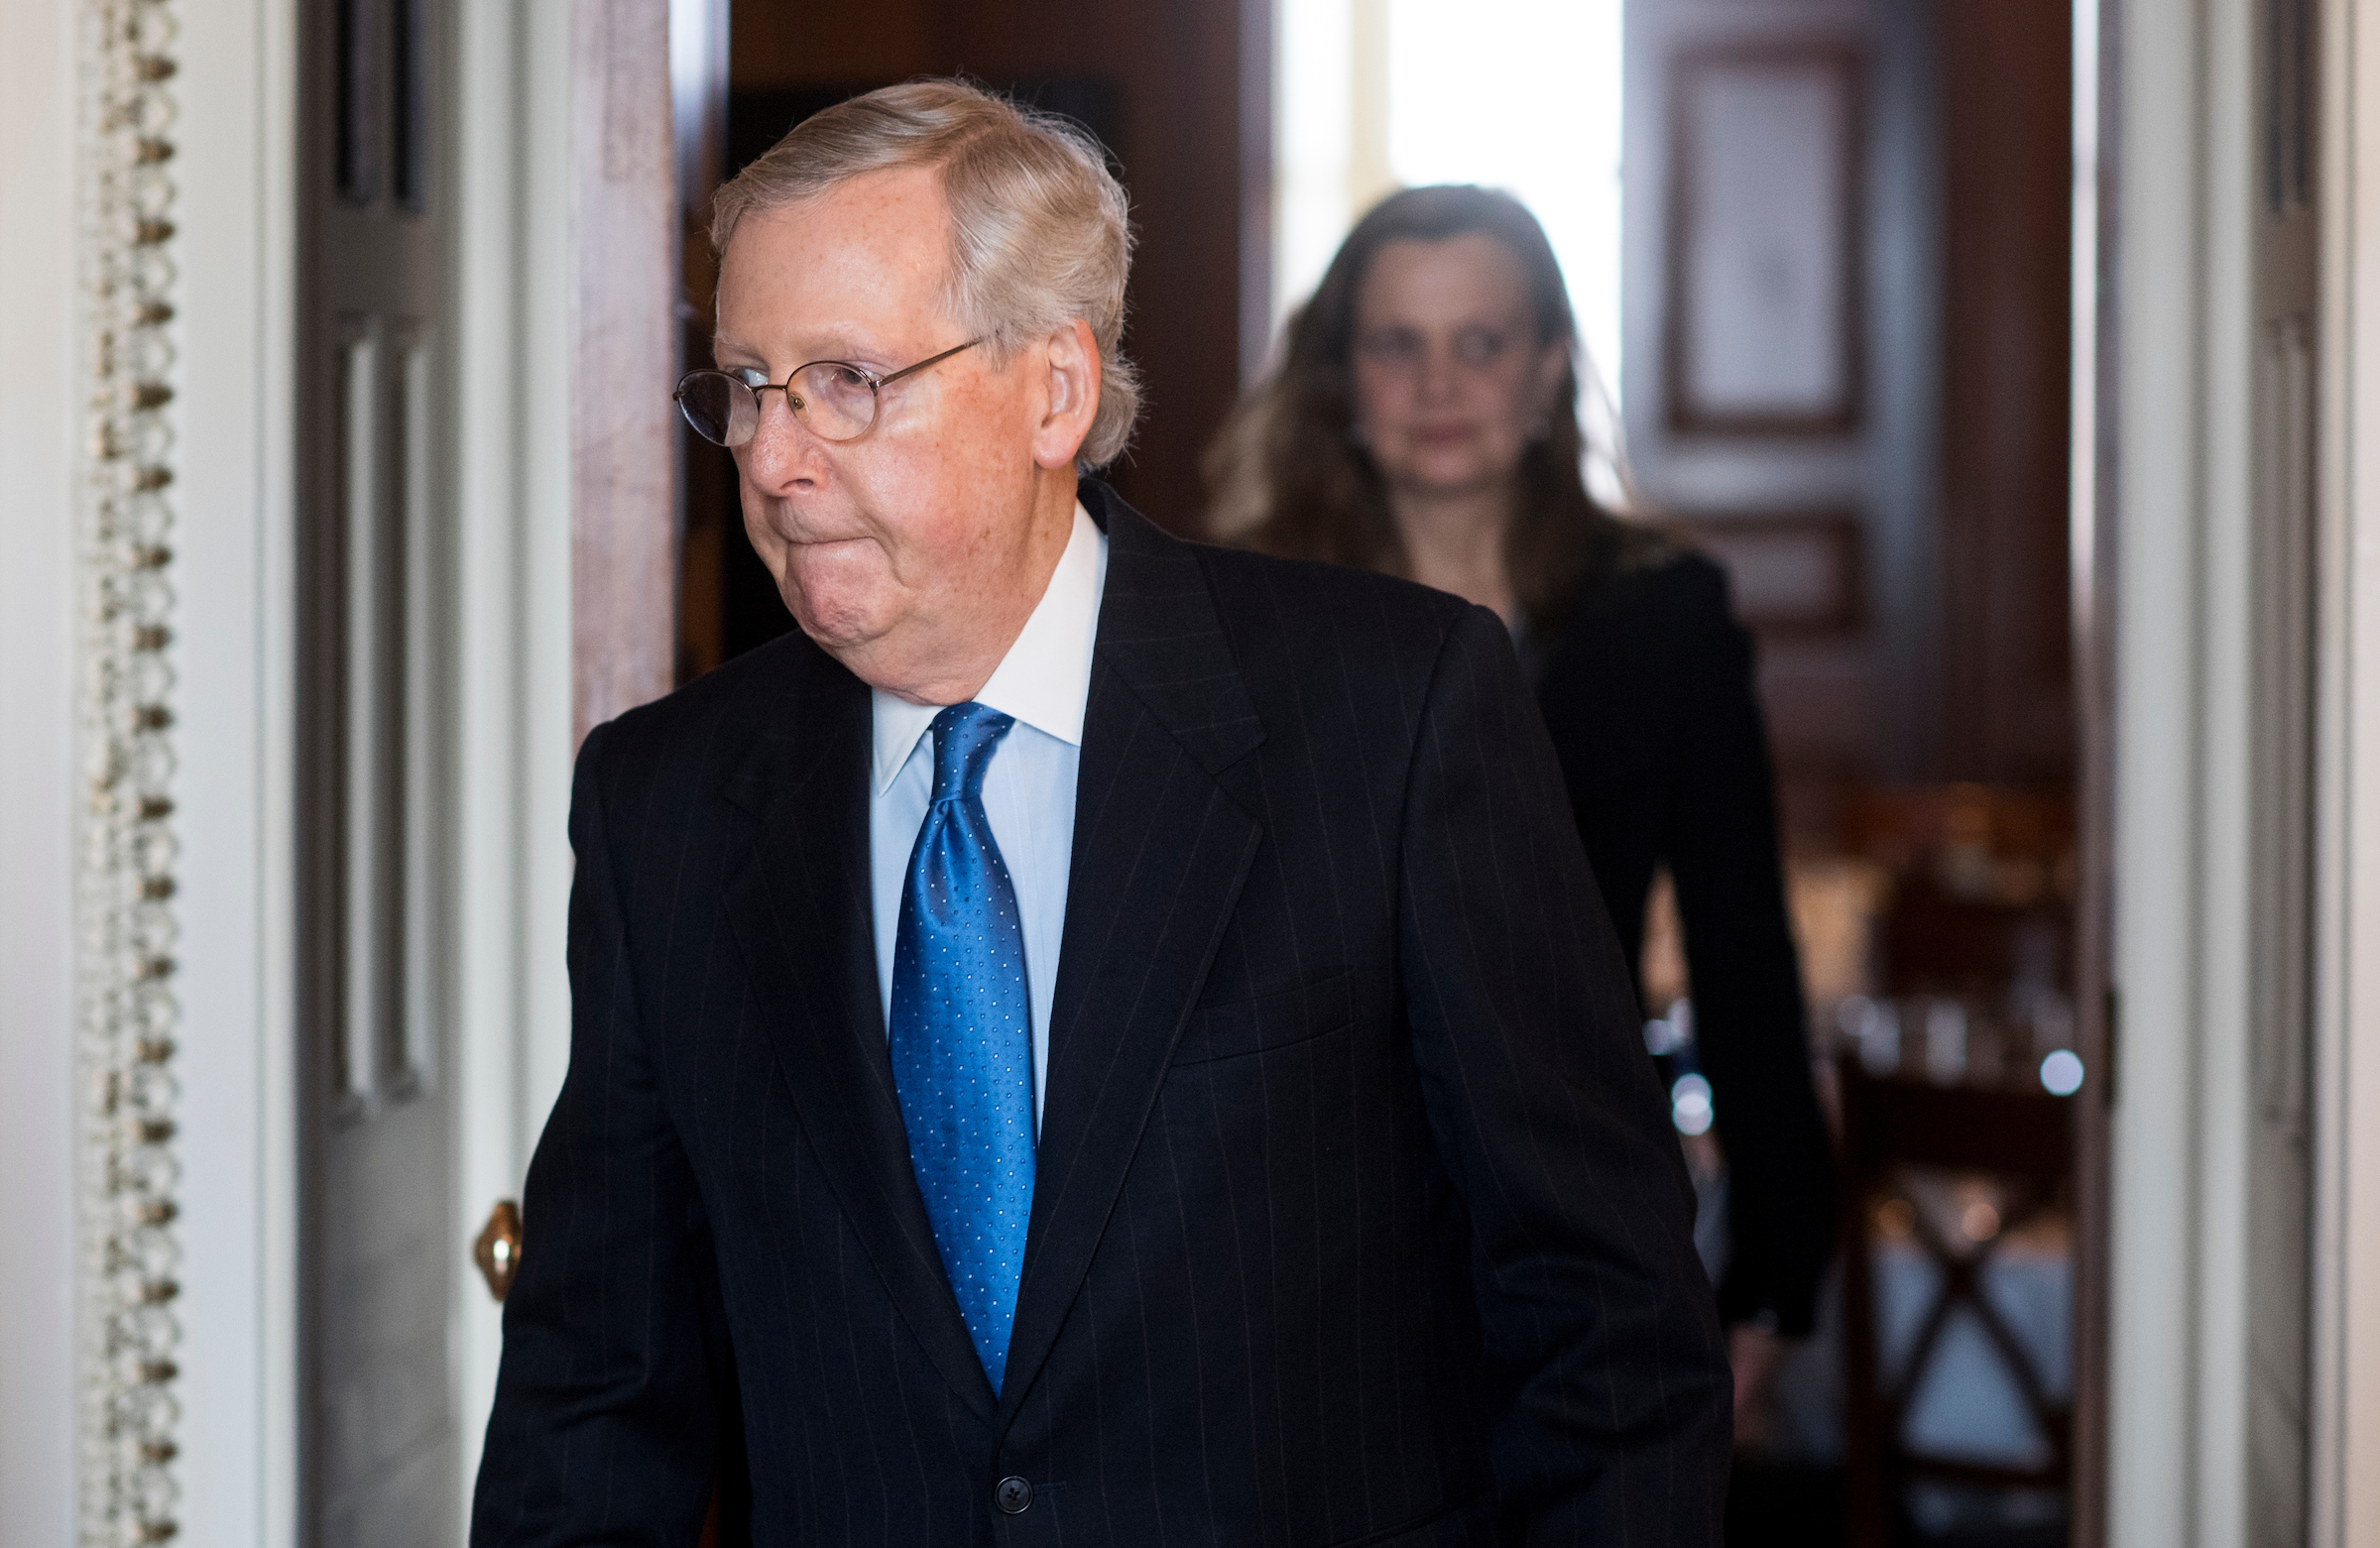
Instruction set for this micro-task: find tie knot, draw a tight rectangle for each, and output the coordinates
[928,702,1014,803]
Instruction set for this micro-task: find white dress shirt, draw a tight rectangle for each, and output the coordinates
[869,502,1107,1128]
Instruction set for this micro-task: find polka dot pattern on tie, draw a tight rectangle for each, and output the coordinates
[888,702,1037,1393]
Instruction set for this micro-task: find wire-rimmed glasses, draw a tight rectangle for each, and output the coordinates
[673,338,982,448]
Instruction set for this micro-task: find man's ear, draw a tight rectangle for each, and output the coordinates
[1030,317,1103,471]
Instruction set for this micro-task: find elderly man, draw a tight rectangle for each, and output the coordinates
[473,80,1727,1547]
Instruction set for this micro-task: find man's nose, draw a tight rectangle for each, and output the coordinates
[743,391,826,490]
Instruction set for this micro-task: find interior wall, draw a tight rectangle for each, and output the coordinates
[1937,0,2078,785]
[1621,0,1924,839]
[0,2,308,1544]
[726,0,1254,536]
[1862,0,1949,794]
[0,1,80,1540]
[1625,0,2078,836]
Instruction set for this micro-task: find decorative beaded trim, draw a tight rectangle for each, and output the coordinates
[77,2,184,1542]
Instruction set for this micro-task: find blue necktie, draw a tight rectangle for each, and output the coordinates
[889,702,1036,1392]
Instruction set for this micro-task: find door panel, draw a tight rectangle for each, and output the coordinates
[302,0,457,1538]
[2245,0,2320,1535]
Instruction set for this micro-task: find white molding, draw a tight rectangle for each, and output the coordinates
[450,0,576,1533]
[449,2,527,1524]
[2313,0,2380,1540]
[2103,0,2269,1543]
[72,0,202,1538]
[521,0,578,1177]
[2099,0,2377,1540]
[169,0,299,1543]
[2185,0,2257,1542]
[0,0,84,1540]
[256,0,300,1532]
[2104,0,2210,1533]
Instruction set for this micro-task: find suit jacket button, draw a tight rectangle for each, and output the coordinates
[995,1476,1033,1514]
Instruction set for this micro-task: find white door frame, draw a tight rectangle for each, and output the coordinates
[2314,0,2380,1538]
[0,0,309,1541]
[0,1,577,1542]
[2104,0,2380,1541]
[447,0,579,1534]
[2100,0,2256,1536]
[0,1,88,1539]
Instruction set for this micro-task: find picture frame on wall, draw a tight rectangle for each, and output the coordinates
[1664,45,1865,436]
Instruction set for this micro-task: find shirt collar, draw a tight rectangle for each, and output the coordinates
[869,500,1108,794]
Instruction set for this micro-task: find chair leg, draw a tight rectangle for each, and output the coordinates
[1840,1182,1893,1548]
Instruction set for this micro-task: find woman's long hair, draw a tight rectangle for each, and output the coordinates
[1206,185,1631,637]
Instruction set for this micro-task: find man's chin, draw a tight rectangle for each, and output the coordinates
[785,593,882,651]
[776,572,896,663]
[780,544,892,632]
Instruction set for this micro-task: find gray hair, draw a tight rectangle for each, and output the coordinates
[710,79,1141,470]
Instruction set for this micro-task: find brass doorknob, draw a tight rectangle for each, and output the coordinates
[474,1199,523,1301]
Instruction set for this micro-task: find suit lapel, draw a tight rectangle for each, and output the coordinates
[718,644,1000,1424]
[998,490,1267,1426]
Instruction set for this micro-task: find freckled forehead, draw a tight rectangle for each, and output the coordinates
[714,165,955,358]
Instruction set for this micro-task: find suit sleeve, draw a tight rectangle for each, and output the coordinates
[1660,565,1838,1336]
[1397,605,1731,1545]
[471,722,729,1546]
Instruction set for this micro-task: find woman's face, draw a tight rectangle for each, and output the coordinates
[1348,233,1569,503]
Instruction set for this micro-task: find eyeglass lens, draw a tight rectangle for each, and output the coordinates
[791,363,880,440]
[676,362,884,449]
[677,372,760,447]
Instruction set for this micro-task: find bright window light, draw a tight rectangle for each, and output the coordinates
[1385,0,1626,405]
[1273,0,1360,338]
[1272,0,1628,407]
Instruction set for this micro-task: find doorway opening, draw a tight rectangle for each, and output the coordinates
[1273,3,2098,1544]
[673,4,2102,1542]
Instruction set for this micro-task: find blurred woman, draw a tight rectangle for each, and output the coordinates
[1208,185,1836,1432]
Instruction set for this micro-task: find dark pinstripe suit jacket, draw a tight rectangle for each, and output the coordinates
[472,482,1729,1547]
